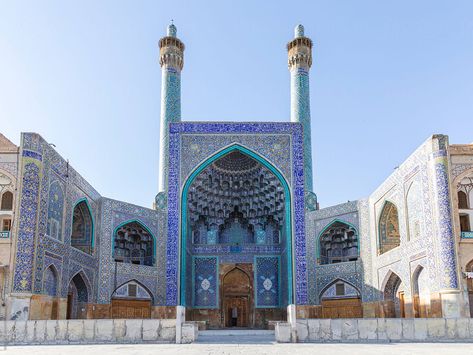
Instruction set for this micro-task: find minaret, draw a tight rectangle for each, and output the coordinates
[156,23,184,208]
[287,24,317,210]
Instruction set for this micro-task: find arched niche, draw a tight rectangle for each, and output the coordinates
[378,201,401,254]
[113,220,156,266]
[71,199,94,254]
[318,220,358,264]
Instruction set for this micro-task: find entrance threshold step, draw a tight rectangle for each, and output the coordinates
[200,329,274,336]
[197,329,276,344]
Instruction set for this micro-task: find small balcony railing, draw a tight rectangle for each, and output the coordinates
[0,231,10,238]
[461,231,473,239]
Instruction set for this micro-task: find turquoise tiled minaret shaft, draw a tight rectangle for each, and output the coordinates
[158,24,185,196]
[287,25,314,198]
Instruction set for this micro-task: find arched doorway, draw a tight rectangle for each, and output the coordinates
[412,266,431,317]
[382,271,405,318]
[179,145,292,328]
[319,279,362,318]
[43,265,59,319]
[222,268,251,328]
[111,280,153,318]
[66,272,90,319]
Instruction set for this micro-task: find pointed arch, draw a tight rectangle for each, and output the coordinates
[381,270,406,318]
[378,200,401,254]
[317,219,359,264]
[71,198,95,254]
[111,279,154,303]
[319,278,361,300]
[180,143,294,306]
[68,270,92,303]
[43,264,59,297]
[112,219,156,266]
[412,265,430,317]
[1,190,13,211]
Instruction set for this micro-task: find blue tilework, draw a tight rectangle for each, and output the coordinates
[255,256,280,307]
[193,257,218,308]
[13,161,41,292]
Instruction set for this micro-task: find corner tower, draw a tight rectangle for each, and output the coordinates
[157,23,184,208]
[287,24,317,210]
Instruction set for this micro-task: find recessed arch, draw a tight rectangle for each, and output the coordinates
[68,270,92,302]
[0,190,13,211]
[412,265,430,318]
[43,264,59,297]
[316,219,359,264]
[70,198,95,254]
[319,278,361,300]
[66,270,92,319]
[112,219,156,266]
[180,143,293,306]
[381,270,405,318]
[378,200,401,254]
[112,279,154,302]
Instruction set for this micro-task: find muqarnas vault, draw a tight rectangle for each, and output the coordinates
[1,24,473,328]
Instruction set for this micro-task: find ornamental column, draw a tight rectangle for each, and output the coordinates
[156,23,184,209]
[287,24,317,210]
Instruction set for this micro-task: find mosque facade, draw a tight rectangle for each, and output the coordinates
[0,24,473,328]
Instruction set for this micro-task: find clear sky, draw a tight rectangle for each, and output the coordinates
[1,1,472,209]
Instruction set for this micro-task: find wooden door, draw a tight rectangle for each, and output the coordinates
[321,298,362,318]
[111,299,151,319]
[66,293,73,319]
[225,296,249,327]
[399,291,406,318]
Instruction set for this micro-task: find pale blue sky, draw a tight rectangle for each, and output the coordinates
[1,1,472,208]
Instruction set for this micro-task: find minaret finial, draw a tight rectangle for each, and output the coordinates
[167,21,177,37]
[295,24,304,38]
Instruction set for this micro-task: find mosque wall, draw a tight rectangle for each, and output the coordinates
[449,143,473,317]
[8,133,101,320]
[96,197,167,315]
[0,134,19,320]
[364,135,465,318]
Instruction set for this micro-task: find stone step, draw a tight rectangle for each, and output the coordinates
[197,329,276,343]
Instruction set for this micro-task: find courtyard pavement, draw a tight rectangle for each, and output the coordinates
[2,342,473,355]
